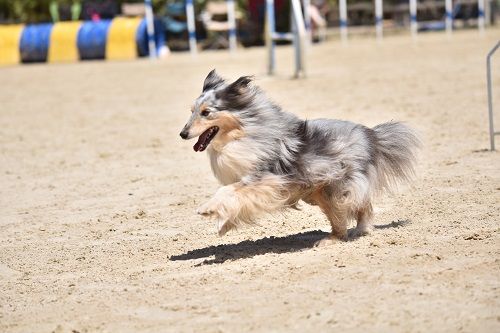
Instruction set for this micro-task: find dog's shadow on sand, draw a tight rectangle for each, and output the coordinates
[170,220,409,266]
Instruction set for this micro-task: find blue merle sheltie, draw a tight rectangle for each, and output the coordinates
[180,70,420,245]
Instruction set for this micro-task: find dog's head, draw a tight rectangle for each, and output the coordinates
[179,70,254,152]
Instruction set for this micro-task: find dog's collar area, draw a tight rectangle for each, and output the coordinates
[194,126,219,152]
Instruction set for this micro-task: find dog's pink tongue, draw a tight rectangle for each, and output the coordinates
[193,130,210,152]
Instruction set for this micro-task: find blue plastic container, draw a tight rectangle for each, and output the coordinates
[77,20,112,60]
[136,18,166,57]
[20,23,53,63]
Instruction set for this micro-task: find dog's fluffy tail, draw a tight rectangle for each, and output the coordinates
[372,121,421,192]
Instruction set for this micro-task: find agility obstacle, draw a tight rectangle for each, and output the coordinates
[445,0,453,34]
[0,25,24,65]
[375,0,383,39]
[486,41,500,151]
[266,0,308,77]
[186,0,197,54]
[0,0,240,64]
[144,0,157,59]
[48,21,81,62]
[0,17,166,65]
[185,0,238,55]
[227,0,238,51]
[339,0,347,42]
[338,0,490,40]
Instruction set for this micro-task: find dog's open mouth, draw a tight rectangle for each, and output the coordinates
[193,126,219,152]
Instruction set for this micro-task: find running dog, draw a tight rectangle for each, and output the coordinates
[180,70,420,245]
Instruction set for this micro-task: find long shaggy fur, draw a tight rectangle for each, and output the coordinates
[180,70,421,241]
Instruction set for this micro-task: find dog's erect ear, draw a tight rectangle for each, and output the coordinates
[218,76,255,109]
[225,76,253,96]
[203,69,224,92]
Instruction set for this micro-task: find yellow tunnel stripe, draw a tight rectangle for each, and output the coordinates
[106,17,142,60]
[0,24,24,66]
[48,21,82,63]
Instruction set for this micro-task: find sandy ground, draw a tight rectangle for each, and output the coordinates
[1,29,499,333]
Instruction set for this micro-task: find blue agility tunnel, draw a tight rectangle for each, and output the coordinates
[77,20,112,60]
[20,23,53,63]
[2,17,167,65]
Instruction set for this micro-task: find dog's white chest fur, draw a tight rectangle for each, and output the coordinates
[208,140,258,185]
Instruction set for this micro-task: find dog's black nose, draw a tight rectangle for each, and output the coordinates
[180,130,188,139]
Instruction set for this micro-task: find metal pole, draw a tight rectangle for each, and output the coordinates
[302,0,312,43]
[485,0,491,26]
[291,0,307,77]
[291,2,299,76]
[186,0,197,54]
[478,0,485,32]
[445,0,453,34]
[144,0,156,58]
[375,0,383,40]
[265,0,276,75]
[339,0,347,42]
[227,0,237,52]
[487,41,500,151]
[409,0,417,37]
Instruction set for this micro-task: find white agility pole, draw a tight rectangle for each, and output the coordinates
[185,0,197,54]
[485,0,491,25]
[478,0,485,32]
[144,0,157,58]
[339,0,347,42]
[486,41,500,151]
[375,0,383,39]
[265,0,306,77]
[445,0,453,34]
[302,0,312,43]
[227,0,237,52]
[409,0,417,37]
[291,0,307,76]
[265,0,276,74]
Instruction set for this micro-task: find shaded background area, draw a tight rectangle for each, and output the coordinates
[1,0,498,48]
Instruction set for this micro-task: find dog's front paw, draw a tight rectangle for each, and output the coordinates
[196,200,219,218]
[197,201,233,236]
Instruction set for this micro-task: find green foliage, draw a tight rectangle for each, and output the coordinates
[0,0,185,23]
[0,0,53,23]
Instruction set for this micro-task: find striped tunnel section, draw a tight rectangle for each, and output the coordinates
[0,17,165,65]
[106,17,143,60]
[0,24,24,65]
[20,23,53,63]
[77,20,112,60]
[48,21,82,63]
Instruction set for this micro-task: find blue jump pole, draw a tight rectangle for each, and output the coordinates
[445,0,453,34]
[478,0,485,32]
[227,0,237,51]
[339,0,347,42]
[410,0,417,37]
[186,0,197,54]
[144,0,157,58]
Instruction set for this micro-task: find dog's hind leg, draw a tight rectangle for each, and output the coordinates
[349,203,374,238]
[197,174,289,236]
[310,188,349,246]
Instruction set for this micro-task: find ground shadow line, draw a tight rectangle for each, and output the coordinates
[170,219,410,265]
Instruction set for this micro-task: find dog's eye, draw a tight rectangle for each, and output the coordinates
[201,110,210,117]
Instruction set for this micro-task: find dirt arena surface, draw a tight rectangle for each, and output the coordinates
[1,30,499,332]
